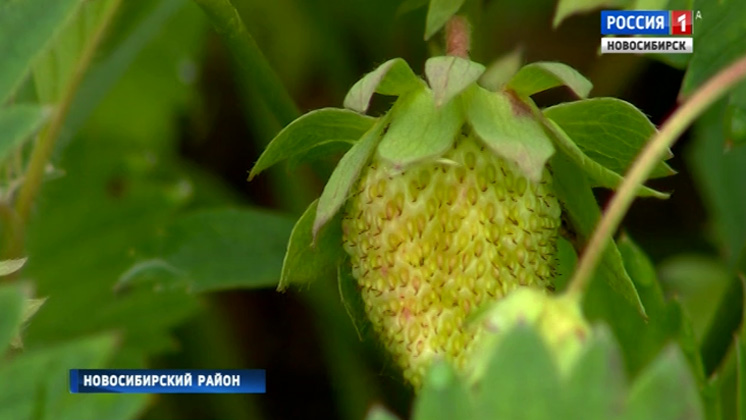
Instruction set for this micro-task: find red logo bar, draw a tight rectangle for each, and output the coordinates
[671,10,692,35]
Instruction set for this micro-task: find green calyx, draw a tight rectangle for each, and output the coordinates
[251,55,674,241]
[311,55,566,239]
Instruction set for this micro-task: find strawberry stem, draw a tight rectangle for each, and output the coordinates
[445,16,470,58]
[566,53,746,299]
[194,0,300,126]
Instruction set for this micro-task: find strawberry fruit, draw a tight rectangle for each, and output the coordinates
[251,56,603,389]
[343,130,561,387]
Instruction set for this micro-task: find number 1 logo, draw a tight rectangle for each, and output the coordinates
[671,11,692,35]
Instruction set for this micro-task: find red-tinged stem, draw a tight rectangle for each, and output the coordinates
[445,16,470,58]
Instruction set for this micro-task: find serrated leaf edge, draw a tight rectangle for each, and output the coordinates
[508,61,593,99]
[249,108,375,180]
[343,58,424,114]
[543,117,670,199]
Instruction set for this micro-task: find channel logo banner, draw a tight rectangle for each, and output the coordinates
[601,10,692,35]
[69,369,266,394]
[602,11,669,35]
[601,37,693,54]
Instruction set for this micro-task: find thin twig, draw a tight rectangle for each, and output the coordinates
[14,0,123,231]
[566,54,746,296]
[193,0,300,126]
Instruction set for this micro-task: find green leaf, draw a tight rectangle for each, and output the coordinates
[551,153,646,317]
[676,310,709,407]
[337,259,368,341]
[550,155,599,237]
[544,98,674,179]
[630,0,669,9]
[682,0,746,148]
[15,8,206,416]
[0,285,24,354]
[607,235,685,374]
[0,0,83,103]
[378,87,462,167]
[477,326,562,419]
[598,246,646,315]
[739,270,746,420]
[10,296,47,349]
[727,86,746,145]
[553,0,629,28]
[479,48,524,92]
[287,139,355,170]
[544,117,669,199]
[739,330,746,420]
[507,61,593,99]
[414,361,474,420]
[565,327,626,420]
[554,237,578,292]
[343,58,424,113]
[0,105,48,162]
[249,108,376,179]
[0,334,146,420]
[582,235,698,392]
[313,117,387,237]
[425,56,485,107]
[0,257,27,276]
[466,86,555,182]
[278,199,345,291]
[624,345,704,420]
[617,236,667,305]
[18,297,46,327]
[397,0,428,17]
[23,134,198,363]
[32,0,118,103]
[687,102,746,270]
[681,0,746,97]
[658,254,731,341]
[59,0,196,143]
[119,208,295,293]
[425,0,466,40]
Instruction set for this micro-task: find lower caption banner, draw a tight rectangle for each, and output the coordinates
[69,369,266,394]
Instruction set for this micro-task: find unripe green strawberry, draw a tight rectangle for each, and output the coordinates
[249,56,582,388]
[342,131,561,388]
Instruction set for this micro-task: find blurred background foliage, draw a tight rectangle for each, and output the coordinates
[0,0,745,419]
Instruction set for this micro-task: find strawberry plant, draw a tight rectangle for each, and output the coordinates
[1,0,746,419]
